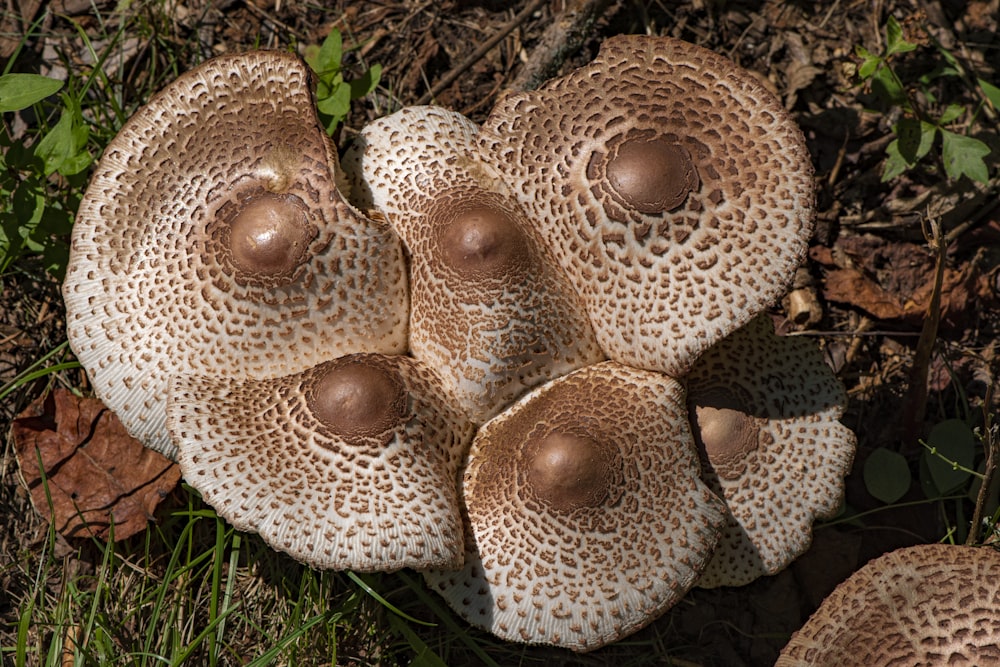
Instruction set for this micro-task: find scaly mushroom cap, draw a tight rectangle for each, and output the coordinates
[777,544,1000,666]
[481,35,815,376]
[343,106,603,422]
[423,362,727,652]
[687,316,855,587]
[167,353,474,571]
[63,51,409,458]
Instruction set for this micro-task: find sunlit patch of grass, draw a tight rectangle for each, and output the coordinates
[5,481,437,665]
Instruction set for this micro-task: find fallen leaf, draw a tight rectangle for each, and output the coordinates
[823,267,906,319]
[819,234,984,326]
[11,389,180,541]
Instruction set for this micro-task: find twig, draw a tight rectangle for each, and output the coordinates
[901,215,947,450]
[416,0,548,105]
[508,0,612,92]
[967,384,998,546]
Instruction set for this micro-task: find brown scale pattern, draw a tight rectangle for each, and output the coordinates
[166,354,474,571]
[343,106,603,422]
[686,316,856,587]
[62,51,409,459]
[423,362,727,652]
[777,544,1000,666]
[481,35,815,376]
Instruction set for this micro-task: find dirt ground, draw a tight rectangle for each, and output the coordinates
[2,0,999,664]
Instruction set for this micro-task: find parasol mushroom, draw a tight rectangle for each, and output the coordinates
[423,361,726,651]
[480,34,815,376]
[687,316,855,587]
[167,353,474,571]
[63,51,409,458]
[344,105,603,422]
[776,543,1000,666]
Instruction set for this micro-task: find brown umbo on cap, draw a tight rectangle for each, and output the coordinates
[423,362,726,652]
[777,544,1000,666]
[63,51,409,458]
[480,35,815,377]
[167,354,474,572]
[686,316,856,587]
[344,106,603,422]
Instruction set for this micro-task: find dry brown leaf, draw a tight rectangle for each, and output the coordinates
[11,389,180,541]
[818,235,984,326]
[822,267,906,320]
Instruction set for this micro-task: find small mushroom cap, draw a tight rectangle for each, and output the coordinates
[167,354,474,572]
[687,316,856,587]
[63,51,409,459]
[343,106,603,423]
[777,544,1000,666]
[423,362,727,652]
[481,35,815,376]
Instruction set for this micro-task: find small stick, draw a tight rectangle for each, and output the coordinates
[416,0,548,105]
[508,0,612,92]
[967,384,998,546]
[901,215,946,451]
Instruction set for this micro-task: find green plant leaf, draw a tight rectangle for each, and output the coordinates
[885,16,917,56]
[863,447,911,504]
[978,78,1000,110]
[0,73,64,112]
[33,102,91,176]
[938,103,965,125]
[316,29,343,78]
[872,65,906,106]
[855,46,882,80]
[349,63,381,100]
[895,117,937,162]
[940,130,991,182]
[924,419,976,495]
[316,81,351,119]
[882,139,911,181]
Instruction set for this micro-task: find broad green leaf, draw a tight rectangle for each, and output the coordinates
[0,73,63,112]
[872,65,906,106]
[59,150,93,176]
[855,46,882,80]
[938,103,965,124]
[940,130,991,183]
[978,78,1000,109]
[34,113,76,176]
[316,81,351,118]
[349,63,381,100]
[316,29,343,77]
[924,419,976,495]
[895,117,936,162]
[882,139,911,181]
[885,16,917,56]
[863,447,911,504]
[316,71,344,100]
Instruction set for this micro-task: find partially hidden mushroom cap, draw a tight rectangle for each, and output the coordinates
[62,51,409,458]
[167,353,474,571]
[480,35,815,376]
[423,361,727,652]
[686,316,855,588]
[776,544,1000,666]
[343,106,603,423]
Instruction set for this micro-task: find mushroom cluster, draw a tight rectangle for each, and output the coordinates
[777,544,1000,666]
[63,36,856,651]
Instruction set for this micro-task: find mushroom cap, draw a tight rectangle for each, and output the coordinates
[686,316,855,587]
[480,35,815,376]
[167,353,474,571]
[343,105,603,423]
[776,544,1000,666]
[423,361,726,652]
[63,51,409,459]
